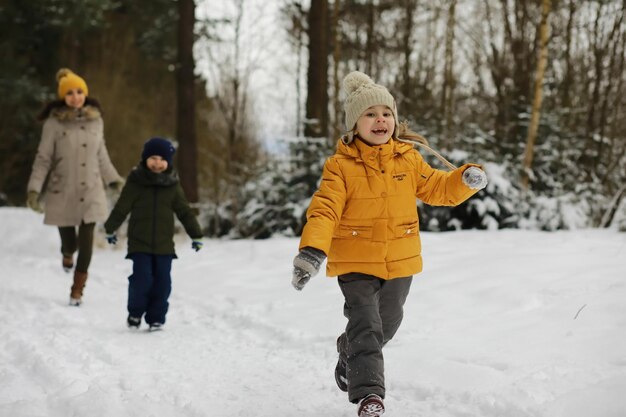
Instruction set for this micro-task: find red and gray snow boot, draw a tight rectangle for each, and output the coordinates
[357,394,385,417]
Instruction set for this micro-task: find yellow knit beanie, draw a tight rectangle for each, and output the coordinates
[343,71,398,140]
[56,68,88,98]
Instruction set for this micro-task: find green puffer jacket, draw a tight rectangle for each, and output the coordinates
[104,164,202,256]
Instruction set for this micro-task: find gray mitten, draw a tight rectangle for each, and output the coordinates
[292,247,326,291]
[462,166,488,190]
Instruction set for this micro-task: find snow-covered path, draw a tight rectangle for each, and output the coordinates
[1,208,625,417]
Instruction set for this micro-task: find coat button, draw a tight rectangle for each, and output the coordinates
[80,198,84,202]
[406,229,412,234]
[82,143,87,147]
[352,231,358,236]
[81,126,85,130]
[81,163,86,166]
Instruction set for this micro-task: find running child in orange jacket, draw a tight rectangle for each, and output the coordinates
[291,71,488,417]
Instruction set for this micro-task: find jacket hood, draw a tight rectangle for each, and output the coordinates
[129,164,179,187]
[335,137,414,160]
[50,105,101,122]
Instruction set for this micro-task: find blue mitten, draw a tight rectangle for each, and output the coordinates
[105,233,117,245]
[191,240,203,252]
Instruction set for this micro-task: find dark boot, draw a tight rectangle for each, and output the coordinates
[69,271,88,306]
[335,335,348,392]
[127,315,141,329]
[62,254,74,273]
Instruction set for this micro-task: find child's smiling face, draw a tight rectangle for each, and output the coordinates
[355,105,395,145]
[146,155,168,173]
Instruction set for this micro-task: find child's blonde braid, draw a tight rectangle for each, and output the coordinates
[396,121,457,171]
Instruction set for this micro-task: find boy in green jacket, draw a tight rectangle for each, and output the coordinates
[104,137,203,331]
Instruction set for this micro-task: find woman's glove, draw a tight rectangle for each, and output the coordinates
[108,180,124,191]
[26,191,43,213]
[292,247,326,291]
[462,166,488,190]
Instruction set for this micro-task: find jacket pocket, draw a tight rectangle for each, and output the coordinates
[394,221,419,238]
[334,224,373,239]
[46,172,64,193]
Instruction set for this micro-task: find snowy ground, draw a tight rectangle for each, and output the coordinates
[1,207,625,417]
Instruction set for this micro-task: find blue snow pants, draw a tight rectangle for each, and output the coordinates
[128,253,174,325]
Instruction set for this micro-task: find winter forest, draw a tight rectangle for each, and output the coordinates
[1,1,626,417]
[0,0,625,235]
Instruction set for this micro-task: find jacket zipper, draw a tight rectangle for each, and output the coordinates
[151,187,157,251]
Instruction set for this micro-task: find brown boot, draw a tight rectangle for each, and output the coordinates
[69,271,88,306]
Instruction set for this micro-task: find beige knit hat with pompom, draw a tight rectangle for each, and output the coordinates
[56,68,89,99]
[343,71,398,142]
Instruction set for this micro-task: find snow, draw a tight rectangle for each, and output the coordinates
[1,207,625,417]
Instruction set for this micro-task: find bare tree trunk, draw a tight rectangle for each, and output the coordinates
[304,0,329,138]
[227,0,246,228]
[332,0,342,140]
[426,4,441,90]
[484,0,512,150]
[296,25,304,137]
[511,0,532,101]
[596,6,624,166]
[286,2,306,136]
[365,0,375,76]
[228,0,244,178]
[601,4,626,186]
[609,25,626,142]
[586,3,604,138]
[401,0,417,106]
[177,0,198,203]
[521,0,551,191]
[441,0,457,148]
[560,0,576,112]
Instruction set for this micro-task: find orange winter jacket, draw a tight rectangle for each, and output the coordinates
[299,137,481,279]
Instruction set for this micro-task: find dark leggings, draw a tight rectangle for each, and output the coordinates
[58,222,95,273]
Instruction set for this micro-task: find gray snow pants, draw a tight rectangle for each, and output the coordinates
[337,272,413,403]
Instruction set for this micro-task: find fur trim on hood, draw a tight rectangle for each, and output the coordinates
[50,105,101,122]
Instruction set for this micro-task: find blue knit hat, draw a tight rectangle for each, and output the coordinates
[142,137,175,166]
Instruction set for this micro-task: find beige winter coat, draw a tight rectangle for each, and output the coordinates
[27,105,122,226]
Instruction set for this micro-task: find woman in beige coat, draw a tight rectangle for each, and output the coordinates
[27,68,123,306]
